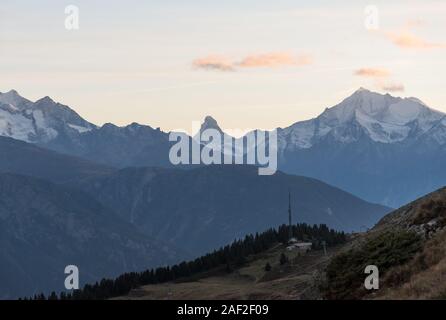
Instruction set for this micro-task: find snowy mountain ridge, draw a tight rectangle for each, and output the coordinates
[2,88,444,148]
[277,88,446,150]
[0,90,95,143]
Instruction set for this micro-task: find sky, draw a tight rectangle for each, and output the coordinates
[1,0,446,134]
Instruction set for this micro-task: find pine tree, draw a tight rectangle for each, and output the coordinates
[48,291,58,300]
[280,253,288,265]
[264,262,272,272]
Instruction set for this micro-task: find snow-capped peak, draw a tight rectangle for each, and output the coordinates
[0,89,96,144]
[279,88,446,149]
[330,88,443,126]
[320,88,402,124]
[0,90,31,109]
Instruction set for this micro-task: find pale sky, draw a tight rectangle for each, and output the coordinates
[1,0,446,133]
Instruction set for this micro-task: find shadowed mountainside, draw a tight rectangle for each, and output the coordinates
[0,173,182,299]
[70,165,390,256]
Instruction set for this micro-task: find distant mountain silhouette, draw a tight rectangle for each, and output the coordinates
[69,165,390,255]
[0,136,113,183]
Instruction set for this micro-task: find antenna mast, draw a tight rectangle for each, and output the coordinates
[288,190,292,241]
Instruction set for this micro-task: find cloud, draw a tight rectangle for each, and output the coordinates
[237,53,312,68]
[192,56,234,72]
[354,68,390,78]
[384,30,445,49]
[380,82,405,92]
[354,68,403,93]
[374,20,445,50]
[192,52,312,72]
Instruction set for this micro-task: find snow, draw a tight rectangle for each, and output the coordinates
[355,108,410,143]
[32,110,59,140]
[6,104,18,111]
[324,89,400,124]
[382,100,422,125]
[0,90,30,109]
[68,123,92,133]
[281,119,315,149]
[1,88,445,151]
[0,108,60,142]
[279,89,446,149]
[0,90,97,144]
[0,109,34,142]
[33,110,46,129]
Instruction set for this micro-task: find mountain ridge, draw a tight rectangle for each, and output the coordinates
[278,88,445,149]
[2,88,446,206]
[5,88,445,148]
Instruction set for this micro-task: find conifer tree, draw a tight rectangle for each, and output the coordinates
[264,262,272,272]
[280,253,288,265]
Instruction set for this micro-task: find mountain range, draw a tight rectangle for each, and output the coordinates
[0,90,172,168]
[1,86,444,298]
[2,88,445,207]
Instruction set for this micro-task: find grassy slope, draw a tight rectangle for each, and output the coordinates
[321,187,446,300]
[118,244,341,300]
[376,228,446,299]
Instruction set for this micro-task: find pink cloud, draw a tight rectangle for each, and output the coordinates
[354,68,390,78]
[380,82,405,92]
[384,30,445,49]
[192,55,234,72]
[237,53,312,68]
[192,52,312,72]
[354,68,404,93]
